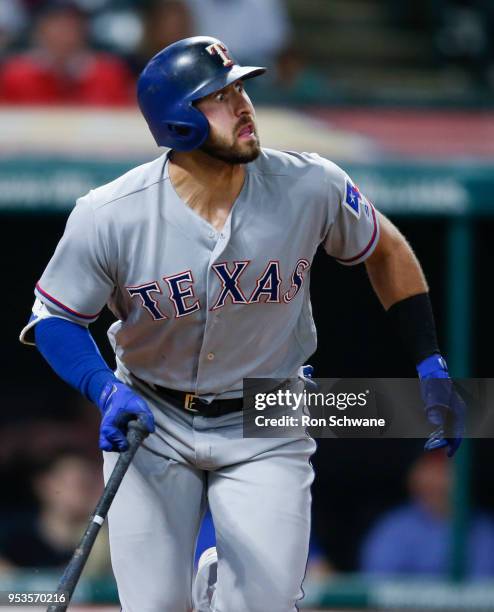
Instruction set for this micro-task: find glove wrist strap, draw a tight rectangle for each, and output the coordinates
[417,354,449,380]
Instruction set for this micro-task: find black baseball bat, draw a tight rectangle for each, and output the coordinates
[46,418,150,612]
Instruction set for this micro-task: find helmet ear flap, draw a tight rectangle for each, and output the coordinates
[169,124,191,137]
[161,106,209,152]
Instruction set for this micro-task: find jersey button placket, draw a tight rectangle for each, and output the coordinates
[195,227,231,393]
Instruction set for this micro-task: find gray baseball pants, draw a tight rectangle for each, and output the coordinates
[103,379,316,612]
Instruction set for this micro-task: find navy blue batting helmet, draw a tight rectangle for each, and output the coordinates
[137,36,266,152]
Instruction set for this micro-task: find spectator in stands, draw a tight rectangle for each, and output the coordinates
[0,449,110,575]
[184,0,290,67]
[360,451,494,577]
[130,0,194,77]
[0,0,26,54]
[0,0,133,106]
[249,43,333,105]
[434,0,490,84]
[18,0,111,20]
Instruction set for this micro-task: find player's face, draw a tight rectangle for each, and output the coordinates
[195,80,261,164]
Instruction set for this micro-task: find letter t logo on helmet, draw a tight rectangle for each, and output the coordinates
[137,36,266,152]
[206,42,234,67]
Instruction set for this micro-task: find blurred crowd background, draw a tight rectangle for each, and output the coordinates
[1,0,494,106]
[1,0,494,609]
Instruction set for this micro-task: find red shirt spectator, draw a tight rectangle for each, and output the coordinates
[0,1,134,106]
[0,51,133,106]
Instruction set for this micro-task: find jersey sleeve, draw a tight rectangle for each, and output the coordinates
[19,298,79,346]
[323,164,380,265]
[34,195,114,324]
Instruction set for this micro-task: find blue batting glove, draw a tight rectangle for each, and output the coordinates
[303,365,314,378]
[417,354,466,457]
[302,364,318,390]
[97,381,155,452]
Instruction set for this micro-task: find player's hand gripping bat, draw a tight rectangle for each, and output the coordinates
[46,416,150,612]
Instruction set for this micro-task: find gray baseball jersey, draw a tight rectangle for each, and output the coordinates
[22,148,379,399]
[21,147,379,611]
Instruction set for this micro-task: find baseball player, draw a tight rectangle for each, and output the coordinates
[20,37,465,612]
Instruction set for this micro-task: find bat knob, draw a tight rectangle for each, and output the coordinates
[128,415,151,439]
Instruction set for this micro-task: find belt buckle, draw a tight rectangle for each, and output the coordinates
[184,393,200,413]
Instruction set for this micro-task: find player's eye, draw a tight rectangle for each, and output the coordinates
[215,92,226,102]
[235,82,244,92]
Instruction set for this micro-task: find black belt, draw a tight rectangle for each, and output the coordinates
[135,377,243,417]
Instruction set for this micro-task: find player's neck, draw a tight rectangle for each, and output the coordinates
[169,150,245,192]
[168,150,246,230]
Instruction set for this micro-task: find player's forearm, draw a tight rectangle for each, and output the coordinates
[34,318,117,404]
[366,242,427,310]
[365,214,441,366]
[365,213,427,310]
[35,317,155,453]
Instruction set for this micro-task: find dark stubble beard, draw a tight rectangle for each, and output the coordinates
[199,126,261,165]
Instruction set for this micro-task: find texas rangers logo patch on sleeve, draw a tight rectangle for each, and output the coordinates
[344,180,362,219]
